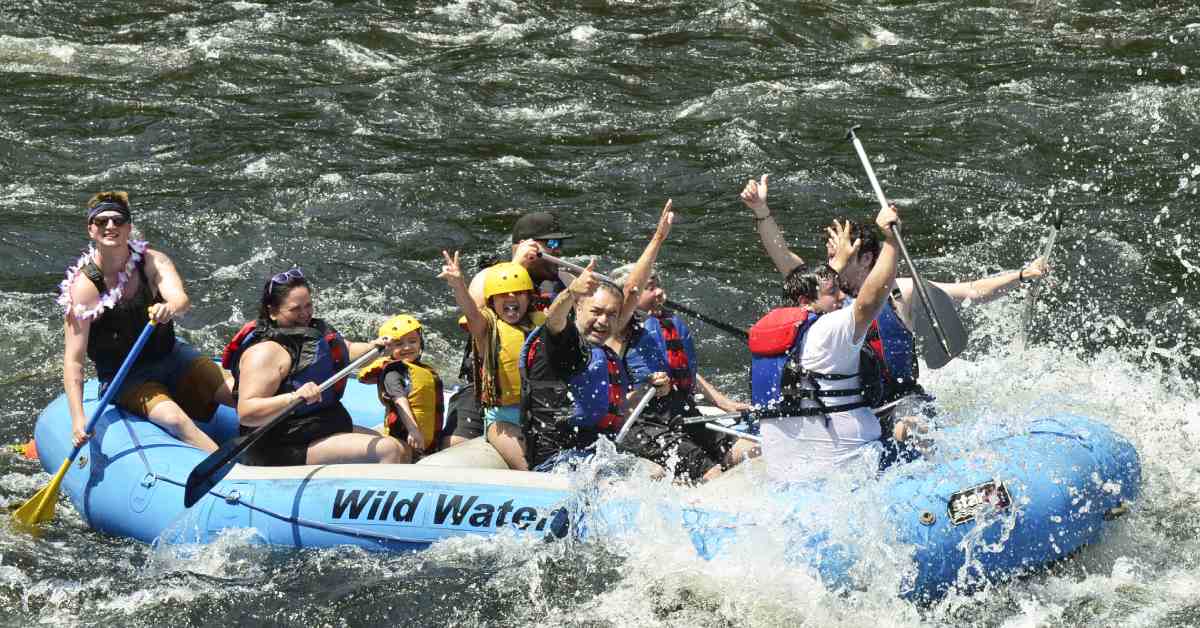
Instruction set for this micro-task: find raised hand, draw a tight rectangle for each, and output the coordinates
[740,174,769,217]
[438,250,464,285]
[826,219,862,270]
[568,259,600,298]
[1022,256,1049,280]
[876,203,900,237]
[512,239,541,267]
[653,198,674,242]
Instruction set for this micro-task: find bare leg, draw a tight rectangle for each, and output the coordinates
[145,399,219,453]
[486,422,529,471]
[306,427,405,464]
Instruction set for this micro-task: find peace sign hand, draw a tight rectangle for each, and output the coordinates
[438,250,464,286]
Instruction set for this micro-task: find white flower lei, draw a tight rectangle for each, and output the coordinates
[58,240,149,321]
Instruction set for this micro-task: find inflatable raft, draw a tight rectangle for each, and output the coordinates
[32,379,1140,602]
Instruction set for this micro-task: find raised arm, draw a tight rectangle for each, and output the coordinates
[617,199,674,331]
[143,249,191,323]
[852,205,900,342]
[930,256,1049,304]
[439,250,489,344]
[740,174,805,278]
[545,260,599,334]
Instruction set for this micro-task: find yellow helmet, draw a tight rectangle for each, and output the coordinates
[378,314,422,340]
[483,262,533,301]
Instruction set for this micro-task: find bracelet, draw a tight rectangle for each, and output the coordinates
[752,211,772,223]
[1019,269,1033,284]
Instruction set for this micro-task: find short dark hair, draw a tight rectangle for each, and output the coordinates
[783,264,838,306]
[843,219,881,267]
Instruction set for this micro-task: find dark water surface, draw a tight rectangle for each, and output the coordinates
[1,1,1198,626]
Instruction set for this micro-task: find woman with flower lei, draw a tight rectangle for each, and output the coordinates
[61,191,233,452]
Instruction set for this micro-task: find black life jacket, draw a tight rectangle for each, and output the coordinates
[222,318,349,418]
[82,255,176,381]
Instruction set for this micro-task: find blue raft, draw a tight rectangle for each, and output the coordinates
[33,378,1141,602]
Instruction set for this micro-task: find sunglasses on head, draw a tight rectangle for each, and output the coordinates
[538,238,562,251]
[271,267,305,284]
[91,215,129,228]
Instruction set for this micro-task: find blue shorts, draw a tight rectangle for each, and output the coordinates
[104,340,226,421]
[483,405,521,429]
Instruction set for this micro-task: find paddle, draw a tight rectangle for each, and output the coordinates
[183,345,383,508]
[14,321,158,526]
[1018,209,1062,349]
[846,125,968,369]
[539,252,749,341]
[615,386,658,445]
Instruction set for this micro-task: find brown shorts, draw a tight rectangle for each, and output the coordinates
[117,356,228,421]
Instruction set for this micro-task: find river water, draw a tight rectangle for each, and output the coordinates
[1,1,1198,626]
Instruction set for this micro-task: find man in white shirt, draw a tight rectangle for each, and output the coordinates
[760,203,900,480]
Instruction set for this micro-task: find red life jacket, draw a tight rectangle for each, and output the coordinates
[657,315,694,393]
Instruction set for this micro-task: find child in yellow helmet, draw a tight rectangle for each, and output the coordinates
[357,314,445,462]
[439,252,545,471]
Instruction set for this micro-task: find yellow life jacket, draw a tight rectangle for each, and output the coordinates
[479,310,546,407]
[359,357,444,447]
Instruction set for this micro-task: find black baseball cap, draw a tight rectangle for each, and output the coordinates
[511,212,574,243]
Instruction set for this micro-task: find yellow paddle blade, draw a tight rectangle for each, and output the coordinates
[12,458,71,526]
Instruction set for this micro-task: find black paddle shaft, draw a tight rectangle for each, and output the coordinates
[891,224,951,356]
[183,346,383,508]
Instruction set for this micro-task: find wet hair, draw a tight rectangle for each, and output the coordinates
[257,272,310,325]
[783,264,838,306]
[843,219,881,267]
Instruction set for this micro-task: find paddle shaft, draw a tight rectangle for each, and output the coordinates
[847,128,953,356]
[539,253,748,341]
[71,321,158,461]
[14,320,157,526]
[1020,213,1061,344]
[704,421,762,444]
[183,345,383,507]
[223,345,382,456]
[615,386,657,445]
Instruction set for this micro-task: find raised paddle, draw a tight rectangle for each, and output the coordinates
[183,346,383,508]
[846,125,968,369]
[1018,208,1062,349]
[615,386,658,445]
[539,253,749,341]
[15,321,158,526]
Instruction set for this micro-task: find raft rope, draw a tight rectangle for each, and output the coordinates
[116,416,421,547]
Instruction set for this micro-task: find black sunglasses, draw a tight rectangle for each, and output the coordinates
[91,215,130,228]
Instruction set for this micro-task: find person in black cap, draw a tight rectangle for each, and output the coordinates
[59,191,234,452]
[442,211,576,448]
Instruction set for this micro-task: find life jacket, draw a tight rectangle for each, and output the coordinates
[222,318,349,417]
[477,310,547,407]
[520,326,627,433]
[748,307,881,416]
[81,253,176,381]
[626,313,699,417]
[359,357,444,448]
[874,297,920,402]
